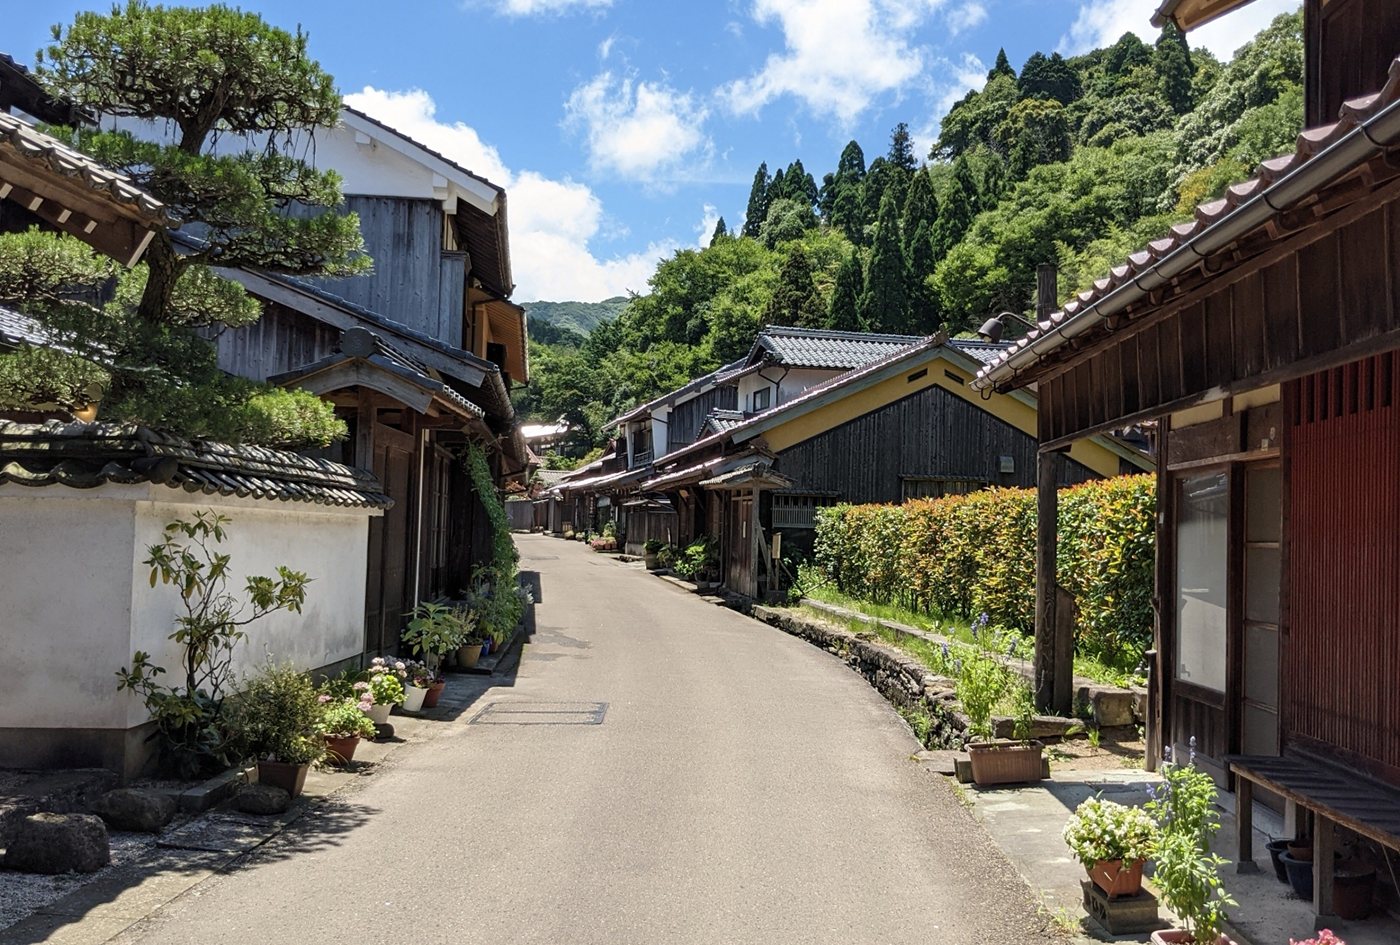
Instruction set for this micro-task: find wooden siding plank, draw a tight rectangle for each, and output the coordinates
[1204,290,1234,389]
[1233,272,1267,379]
[1179,301,1208,395]
[1298,232,1342,359]
[1340,211,1389,342]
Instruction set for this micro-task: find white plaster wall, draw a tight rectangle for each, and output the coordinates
[0,484,374,732]
[737,368,842,413]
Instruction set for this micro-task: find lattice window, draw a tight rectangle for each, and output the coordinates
[900,477,988,502]
[771,493,836,529]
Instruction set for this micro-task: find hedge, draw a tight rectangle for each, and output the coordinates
[813,474,1156,667]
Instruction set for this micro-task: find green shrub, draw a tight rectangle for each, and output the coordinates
[225,663,325,766]
[814,474,1155,670]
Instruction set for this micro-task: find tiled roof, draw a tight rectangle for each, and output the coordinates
[607,357,746,427]
[698,408,746,438]
[975,58,1400,390]
[748,326,923,370]
[0,421,391,509]
[0,111,172,226]
[0,304,53,349]
[946,338,1011,365]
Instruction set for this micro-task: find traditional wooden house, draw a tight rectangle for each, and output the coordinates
[647,334,1150,598]
[188,106,530,656]
[971,0,1400,919]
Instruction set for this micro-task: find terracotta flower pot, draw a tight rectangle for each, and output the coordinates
[256,760,310,798]
[422,681,446,708]
[1333,865,1376,920]
[323,734,361,767]
[457,643,481,669]
[1149,931,1237,945]
[402,685,427,713]
[1287,840,1314,861]
[966,739,1044,786]
[1089,858,1145,898]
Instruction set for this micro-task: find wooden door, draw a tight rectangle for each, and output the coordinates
[726,493,754,597]
[366,423,416,655]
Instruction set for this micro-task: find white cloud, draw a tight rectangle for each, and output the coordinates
[345,87,672,302]
[564,72,711,181]
[722,0,949,124]
[696,204,721,248]
[934,51,987,115]
[494,0,610,16]
[947,1,987,35]
[1060,0,1300,60]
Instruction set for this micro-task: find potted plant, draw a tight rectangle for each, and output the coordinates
[643,538,664,569]
[404,602,473,685]
[364,658,405,723]
[961,656,1043,786]
[226,664,325,797]
[319,694,376,766]
[399,659,432,713]
[1062,797,1158,898]
[1147,754,1238,944]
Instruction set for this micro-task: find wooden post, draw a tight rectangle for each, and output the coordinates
[1314,813,1335,916]
[355,389,375,471]
[1035,448,1059,712]
[1054,585,1075,715]
[1236,777,1258,873]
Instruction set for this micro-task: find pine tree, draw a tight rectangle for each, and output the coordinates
[765,243,823,327]
[818,172,838,221]
[1155,24,1195,113]
[1018,51,1081,104]
[888,122,917,173]
[901,168,939,252]
[785,159,819,208]
[858,190,909,333]
[988,48,1015,80]
[932,157,978,257]
[905,219,939,334]
[711,216,728,243]
[769,167,787,204]
[858,156,890,237]
[742,162,771,238]
[827,250,865,332]
[827,140,868,237]
[836,140,867,182]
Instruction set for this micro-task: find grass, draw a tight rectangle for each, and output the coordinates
[800,575,1146,689]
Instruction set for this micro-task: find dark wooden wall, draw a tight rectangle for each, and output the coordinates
[668,385,738,452]
[1041,193,1400,446]
[1286,355,1400,785]
[1306,0,1400,127]
[209,299,339,382]
[776,384,1097,506]
[313,196,463,348]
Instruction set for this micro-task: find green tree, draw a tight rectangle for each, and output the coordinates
[765,243,823,327]
[901,169,939,250]
[742,162,772,238]
[858,190,909,333]
[758,198,818,248]
[887,121,917,173]
[998,98,1073,179]
[711,216,728,243]
[905,219,939,334]
[39,1,367,324]
[932,156,979,257]
[988,48,1016,80]
[934,73,1019,161]
[1155,24,1196,113]
[827,250,865,332]
[781,159,819,207]
[1018,51,1081,104]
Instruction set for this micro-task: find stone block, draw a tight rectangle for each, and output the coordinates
[3,812,110,874]
[955,758,974,783]
[89,788,177,833]
[235,784,290,816]
[1080,880,1163,935]
[1091,689,1137,727]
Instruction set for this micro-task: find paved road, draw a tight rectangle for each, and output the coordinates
[125,535,1053,945]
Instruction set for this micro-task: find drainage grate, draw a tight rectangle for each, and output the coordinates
[469,701,608,725]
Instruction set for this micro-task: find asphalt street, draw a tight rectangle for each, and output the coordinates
[122,533,1054,945]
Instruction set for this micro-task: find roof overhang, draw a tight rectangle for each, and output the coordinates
[482,295,528,383]
[271,353,487,427]
[1152,0,1259,31]
[0,112,170,267]
[339,107,501,216]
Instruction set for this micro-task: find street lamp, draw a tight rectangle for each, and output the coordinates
[976,311,1039,344]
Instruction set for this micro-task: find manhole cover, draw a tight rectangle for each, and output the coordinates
[469,701,607,725]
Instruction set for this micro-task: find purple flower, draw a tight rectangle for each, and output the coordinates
[1007,638,1017,658]
[941,642,950,662]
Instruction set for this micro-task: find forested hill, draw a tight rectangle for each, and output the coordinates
[516,12,1304,459]
[521,298,629,344]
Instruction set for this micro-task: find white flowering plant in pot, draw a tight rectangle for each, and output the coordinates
[1063,797,1158,897]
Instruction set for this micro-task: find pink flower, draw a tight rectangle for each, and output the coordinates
[358,700,373,712]
[317,694,332,703]
[353,681,370,691]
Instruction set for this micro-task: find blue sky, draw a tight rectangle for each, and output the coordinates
[10,0,1298,302]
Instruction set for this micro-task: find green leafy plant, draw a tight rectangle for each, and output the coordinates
[224,663,325,766]
[643,537,665,553]
[1009,680,1037,743]
[366,657,405,706]
[955,649,1010,740]
[403,602,473,673]
[319,695,376,740]
[1147,758,1235,942]
[1062,797,1158,866]
[116,511,310,777]
[673,536,718,581]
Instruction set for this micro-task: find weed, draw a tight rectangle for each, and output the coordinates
[1087,726,1102,749]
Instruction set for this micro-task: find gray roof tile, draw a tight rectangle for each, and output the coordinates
[749,326,924,370]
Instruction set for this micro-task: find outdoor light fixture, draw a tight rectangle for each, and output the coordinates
[976,311,1038,344]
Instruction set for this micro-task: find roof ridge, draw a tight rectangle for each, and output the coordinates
[758,325,924,342]
[341,105,505,195]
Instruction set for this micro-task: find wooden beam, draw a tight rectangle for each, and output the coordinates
[0,173,148,266]
[1034,449,1060,713]
[1314,814,1335,917]
[1237,776,1258,873]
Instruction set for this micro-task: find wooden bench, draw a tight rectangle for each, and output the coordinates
[1227,753,1400,917]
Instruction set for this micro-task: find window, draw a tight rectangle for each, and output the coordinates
[1242,464,1281,755]
[752,386,772,412]
[901,477,987,502]
[1176,471,1229,692]
[772,493,836,529]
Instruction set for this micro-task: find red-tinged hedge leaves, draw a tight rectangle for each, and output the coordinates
[814,474,1156,667]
